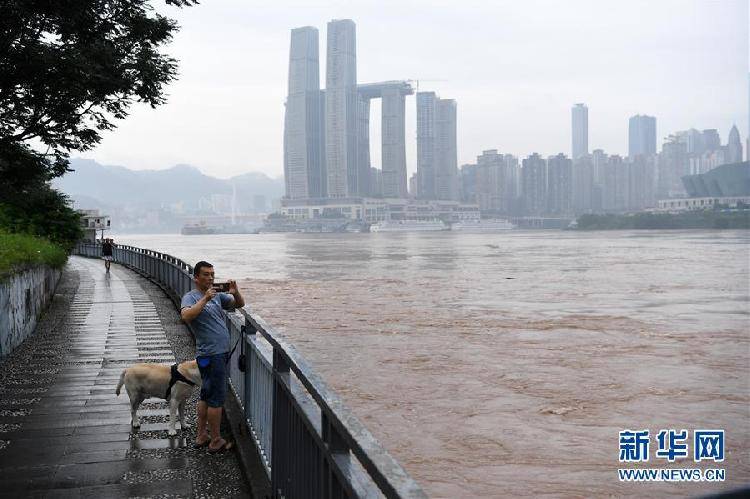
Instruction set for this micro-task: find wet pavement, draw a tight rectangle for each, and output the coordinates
[0,257,251,498]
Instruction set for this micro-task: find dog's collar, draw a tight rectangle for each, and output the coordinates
[165,363,197,400]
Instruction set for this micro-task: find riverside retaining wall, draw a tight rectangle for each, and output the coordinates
[0,266,61,358]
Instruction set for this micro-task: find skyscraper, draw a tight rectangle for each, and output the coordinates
[601,155,628,212]
[628,115,657,157]
[435,98,458,200]
[521,153,547,215]
[675,129,705,155]
[571,103,588,160]
[325,19,358,198]
[627,154,657,211]
[547,153,573,214]
[459,163,478,203]
[726,125,743,164]
[357,81,413,199]
[658,138,688,198]
[417,92,458,200]
[380,85,410,198]
[283,27,323,199]
[701,129,721,151]
[572,154,595,213]
[416,92,437,199]
[473,150,518,213]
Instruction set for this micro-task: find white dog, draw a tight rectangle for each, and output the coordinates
[116,360,201,436]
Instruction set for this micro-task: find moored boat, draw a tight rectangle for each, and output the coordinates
[370,219,448,232]
[450,219,516,232]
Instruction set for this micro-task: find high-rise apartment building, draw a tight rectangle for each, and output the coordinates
[417,92,459,200]
[409,172,419,198]
[628,115,656,157]
[658,138,689,198]
[547,153,573,215]
[283,27,323,199]
[521,153,547,215]
[325,19,358,198]
[675,128,709,155]
[627,154,657,210]
[459,163,478,203]
[572,149,655,214]
[473,150,518,214]
[600,155,628,212]
[572,154,595,213]
[571,103,588,160]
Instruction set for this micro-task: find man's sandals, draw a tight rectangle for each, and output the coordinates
[194,435,210,449]
[208,437,232,454]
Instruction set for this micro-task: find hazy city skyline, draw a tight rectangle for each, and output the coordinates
[77,0,748,179]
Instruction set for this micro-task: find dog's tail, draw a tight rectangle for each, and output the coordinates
[115,369,127,396]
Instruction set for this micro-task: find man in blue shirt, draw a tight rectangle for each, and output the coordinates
[181,261,245,453]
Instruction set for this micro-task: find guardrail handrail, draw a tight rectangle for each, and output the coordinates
[74,242,426,499]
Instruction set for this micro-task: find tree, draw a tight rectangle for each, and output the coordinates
[0,185,84,250]
[0,0,197,188]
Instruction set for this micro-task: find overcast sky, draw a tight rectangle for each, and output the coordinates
[79,0,749,179]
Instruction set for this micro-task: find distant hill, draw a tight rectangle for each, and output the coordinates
[54,158,284,209]
[52,158,285,232]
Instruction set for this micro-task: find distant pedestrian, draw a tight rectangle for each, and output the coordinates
[180,261,245,453]
[101,238,116,272]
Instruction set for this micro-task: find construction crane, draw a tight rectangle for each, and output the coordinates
[407,79,448,92]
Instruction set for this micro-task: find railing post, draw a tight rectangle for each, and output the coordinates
[322,412,350,497]
[243,319,254,424]
[271,347,291,498]
[322,413,349,454]
[170,260,175,291]
[273,349,289,373]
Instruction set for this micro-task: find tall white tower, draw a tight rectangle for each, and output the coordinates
[572,103,589,160]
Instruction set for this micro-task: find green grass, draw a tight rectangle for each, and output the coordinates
[0,231,68,279]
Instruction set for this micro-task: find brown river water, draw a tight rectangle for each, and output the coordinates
[118,230,749,498]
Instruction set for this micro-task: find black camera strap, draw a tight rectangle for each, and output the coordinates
[227,334,242,363]
[225,319,249,372]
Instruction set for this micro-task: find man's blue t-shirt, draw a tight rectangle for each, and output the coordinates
[181,290,234,356]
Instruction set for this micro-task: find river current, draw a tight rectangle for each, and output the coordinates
[117,230,749,497]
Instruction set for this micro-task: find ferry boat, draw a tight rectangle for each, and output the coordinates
[369,219,448,232]
[180,222,217,235]
[450,219,516,232]
[180,222,258,235]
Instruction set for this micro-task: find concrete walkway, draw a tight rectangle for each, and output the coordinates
[0,257,251,498]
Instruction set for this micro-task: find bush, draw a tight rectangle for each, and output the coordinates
[0,184,83,251]
[0,231,68,279]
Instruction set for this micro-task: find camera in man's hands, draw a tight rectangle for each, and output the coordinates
[212,281,230,292]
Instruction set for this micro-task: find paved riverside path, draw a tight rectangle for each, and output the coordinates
[0,256,251,498]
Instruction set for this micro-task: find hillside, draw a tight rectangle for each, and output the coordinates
[52,158,285,232]
[55,159,283,207]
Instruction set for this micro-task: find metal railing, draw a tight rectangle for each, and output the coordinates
[74,242,426,499]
